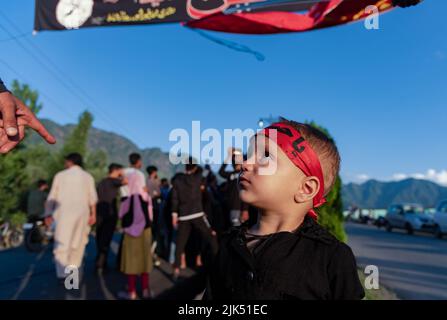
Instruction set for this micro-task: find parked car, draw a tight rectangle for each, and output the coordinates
[375,216,388,229]
[433,200,447,239]
[385,203,435,235]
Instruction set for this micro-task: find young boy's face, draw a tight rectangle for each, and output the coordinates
[239,135,308,212]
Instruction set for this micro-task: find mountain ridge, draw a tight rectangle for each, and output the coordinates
[27,119,447,208]
[342,178,447,209]
[26,118,180,179]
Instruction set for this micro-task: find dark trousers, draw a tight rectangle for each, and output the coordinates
[152,198,169,258]
[174,217,218,268]
[95,209,118,269]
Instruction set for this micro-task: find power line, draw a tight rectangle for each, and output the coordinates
[0,11,143,145]
[0,31,31,43]
[0,22,111,122]
[0,57,79,121]
[0,21,115,125]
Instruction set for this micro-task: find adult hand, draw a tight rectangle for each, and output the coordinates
[172,214,178,230]
[44,216,54,227]
[0,92,56,154]
[88,214,97,226]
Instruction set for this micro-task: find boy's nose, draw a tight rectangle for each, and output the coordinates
[242,159,254,172]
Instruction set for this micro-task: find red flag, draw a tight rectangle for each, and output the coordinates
[187,0,396,34]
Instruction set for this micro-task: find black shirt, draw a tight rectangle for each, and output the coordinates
[205,215,365,300]
[96,177,122,215]
[26,189,47,218]
[171,166,204,217]
[0,78,7,93]
[219,164,246,211]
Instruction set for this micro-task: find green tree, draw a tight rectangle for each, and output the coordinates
[0,81,108,224]
[46,110,108,181]
[11,79,43,114]
[307,121,347,243]
[0,80,46,221]
[0,151,28,220]
[62,110,93,157]
[86,149,108,181]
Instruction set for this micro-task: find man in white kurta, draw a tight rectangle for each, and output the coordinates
[46,153,98,279]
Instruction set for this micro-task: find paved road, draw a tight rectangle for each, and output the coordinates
[0,235,205,300]
[2,224,446,300]
[346,222,447,300]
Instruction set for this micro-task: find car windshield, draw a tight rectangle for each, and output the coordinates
[403,205,424,214]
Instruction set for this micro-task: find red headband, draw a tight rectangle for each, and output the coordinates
[262,123,326,220]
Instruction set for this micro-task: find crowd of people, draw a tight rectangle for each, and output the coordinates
[23,147,252,299]
[2,78,366,300]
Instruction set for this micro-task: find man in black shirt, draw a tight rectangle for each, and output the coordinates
[0,77,56,153]
[219,148,249,227]
[171,158,218,279]
[26,180,49,222]
[95,163,126,272]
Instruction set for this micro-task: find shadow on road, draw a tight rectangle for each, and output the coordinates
[0,236,207,300]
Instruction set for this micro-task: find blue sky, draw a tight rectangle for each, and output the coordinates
[1,0,446,185]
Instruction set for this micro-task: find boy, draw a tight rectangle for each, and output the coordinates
[205,119,365,300]
[95,163,126,273]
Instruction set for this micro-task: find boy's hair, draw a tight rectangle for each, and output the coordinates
[108,163,123,174]
[65,153,83,167]
[129,153,141,165]
[146,165,158,175]
[279,118,341,196]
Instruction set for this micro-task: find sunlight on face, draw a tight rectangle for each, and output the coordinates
[240,134,306,211]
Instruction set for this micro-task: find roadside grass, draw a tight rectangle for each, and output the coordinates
[358,270,399,300]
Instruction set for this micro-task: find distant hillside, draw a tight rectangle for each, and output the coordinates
[342,178,447,209]
[29,119,447,209]
[25,118,181,179]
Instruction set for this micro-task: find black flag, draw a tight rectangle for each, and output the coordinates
[34,0,192,31]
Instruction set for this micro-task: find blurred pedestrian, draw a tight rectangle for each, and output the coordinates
[45,153,98,282]
[95,163,126,273]
[219,148,249,227]
[171,158,218,280]
[27,179,49,223]
[118,153,153,300]
[146,165,162,267]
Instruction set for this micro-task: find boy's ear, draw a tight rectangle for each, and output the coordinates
[294,176,321,204]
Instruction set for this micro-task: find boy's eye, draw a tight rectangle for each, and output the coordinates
[258,151,272,165]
